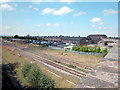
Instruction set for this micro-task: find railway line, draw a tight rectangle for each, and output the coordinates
[26,49,93,70]
[2,41,93,78]
[3,41,93,71]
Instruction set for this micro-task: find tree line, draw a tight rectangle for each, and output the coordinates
[72,45,108,53]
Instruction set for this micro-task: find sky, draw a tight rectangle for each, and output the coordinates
[1,1,119,37]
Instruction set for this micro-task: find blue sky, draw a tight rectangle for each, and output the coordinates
[1,1,118,37]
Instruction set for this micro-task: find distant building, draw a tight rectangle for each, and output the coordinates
[44,36,62,41]
[87,34,107,39]
[97,38,119,47]
[79,37,90,45]
[43,36,91,45]
[61,36,81,44]
[42,34,108,46]
[87,34,107,44]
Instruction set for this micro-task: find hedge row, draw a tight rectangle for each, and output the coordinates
[22,63,54,89]
[72,45,108,53]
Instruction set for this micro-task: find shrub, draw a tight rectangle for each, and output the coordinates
[83,47,88,52]
[72,45,104,53]
[22,63,32,77]
[26,65,41,86]
[22,63,54,88]
[64,50,68,53]
[96,47,101,53]
[54,60,61,63]
[67,64,76,68]
[102,48,108,53]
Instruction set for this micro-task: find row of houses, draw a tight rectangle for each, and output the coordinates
[42,34,107,46]
[6,34,119,47]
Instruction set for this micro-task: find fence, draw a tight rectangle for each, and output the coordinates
[49,46,104,56]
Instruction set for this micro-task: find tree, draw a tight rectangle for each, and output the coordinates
[14,35,19,38]
[26,65,41,87]
[102,48,108,53]
[22,63,32,77]
[96,47,101,53]
[22,63,54,89]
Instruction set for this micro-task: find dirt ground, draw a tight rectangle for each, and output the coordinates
[28,45,101,66]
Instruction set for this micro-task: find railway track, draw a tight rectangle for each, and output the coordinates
[32,54,86,77]
[16,48,87,78]
[3,41,93,70]
[26,48,93,70]
[2,41,91,78]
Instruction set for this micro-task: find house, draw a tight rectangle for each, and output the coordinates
[61,36,81,44]
[79,37,91,45]
[87,34,107,45]
[44,36,62,41]
[97,38,119,47]
[87,34,107,39]
[43,36,91,45]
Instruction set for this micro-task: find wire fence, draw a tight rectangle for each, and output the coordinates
[49,46,104,56]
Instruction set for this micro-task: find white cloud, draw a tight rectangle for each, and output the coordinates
[0,4,15,11]
[70,22,74,24]
[2,26,11,30]
[103,27,107,30]
[35,24,42,27]
[42,8,55,15]
[0,0,10,3]
[31,0,44,4]
[54,23,60,27]
[2,26,12,35]
[98,27,102,29]
[90,17,101,23]
[103,9,118,16]
[34,8,39,11]
[2,26,24,35]
[20,9,25,12]
[60,0,72,5]
[46,23,51,26]
[28,5,32,8]
[60,0,78,5]
[109,27,113,29]
[99,22,104,25]
[53,7,74,15]
[42,7,73,16]
[92,25,96,28]
[73,11,86,16]
[14,3,18,7]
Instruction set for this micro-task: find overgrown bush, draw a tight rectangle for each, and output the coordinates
[102,48,108,53]
[72,45,108,54]
[22,63,54,89]
[96,47,101,53]
[67,64,76,68]
[22,63,32,77]
[54,60,61,63]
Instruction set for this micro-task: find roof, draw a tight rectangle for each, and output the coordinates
[87,34,107,37]
[62,37,85,41]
